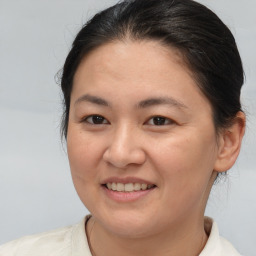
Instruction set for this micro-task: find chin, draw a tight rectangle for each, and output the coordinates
[92,208,161,238]
[106,221,153,238]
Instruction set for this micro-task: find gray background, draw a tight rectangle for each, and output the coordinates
[0,1,255,255]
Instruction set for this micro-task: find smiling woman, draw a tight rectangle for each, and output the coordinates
[0,0,246,256]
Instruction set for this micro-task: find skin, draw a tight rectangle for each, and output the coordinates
[67,40,245,256]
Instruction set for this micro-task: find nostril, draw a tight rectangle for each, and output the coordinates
[103,146,146,168]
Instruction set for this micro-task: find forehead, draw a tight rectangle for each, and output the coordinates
[74,40,186,79]
[72,40,210,111]
[75,41,187,85]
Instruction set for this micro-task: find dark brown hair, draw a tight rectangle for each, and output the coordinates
[60,0,244,139]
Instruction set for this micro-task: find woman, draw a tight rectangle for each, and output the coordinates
[0,0,246,255]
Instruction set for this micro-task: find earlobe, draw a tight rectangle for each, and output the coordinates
[214,111,246,173]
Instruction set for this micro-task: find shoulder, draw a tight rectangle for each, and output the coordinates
[0,217,89,256]
[0,226,73,256]
[200,217,242,256]
[219,236,242,256]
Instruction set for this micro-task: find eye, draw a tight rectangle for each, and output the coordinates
[83,115,109,125]
[146,116,175,126]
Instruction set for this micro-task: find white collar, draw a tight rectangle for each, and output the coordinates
[71,215,241,256]
[199,217,241,256]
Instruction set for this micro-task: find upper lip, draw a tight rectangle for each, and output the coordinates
[101,176,156,185]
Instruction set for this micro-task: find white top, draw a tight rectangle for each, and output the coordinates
[0,216,241,256]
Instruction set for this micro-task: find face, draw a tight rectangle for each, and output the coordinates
[67,40,220,238]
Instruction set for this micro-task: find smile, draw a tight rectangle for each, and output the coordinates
[104,182,156,192]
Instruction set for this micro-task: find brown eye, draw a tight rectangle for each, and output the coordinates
[84,115,109,125]
[147,116,174,126]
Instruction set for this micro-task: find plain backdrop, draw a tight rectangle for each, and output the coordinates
[0,1,255,255]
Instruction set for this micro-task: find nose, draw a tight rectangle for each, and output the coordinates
[103,125,146,169]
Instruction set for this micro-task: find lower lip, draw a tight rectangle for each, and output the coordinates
[102,185,156,202]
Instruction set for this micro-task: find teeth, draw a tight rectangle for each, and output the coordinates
[134,183,141,191]
[116,183,124,192]
[112,183,117,191]
[124,183,134,192]
[106,182,154,192]
[141,184,147,190]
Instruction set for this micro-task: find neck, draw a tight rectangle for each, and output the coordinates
[86,215,208,256]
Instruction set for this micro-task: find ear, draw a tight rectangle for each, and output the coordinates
[214,111,246,173]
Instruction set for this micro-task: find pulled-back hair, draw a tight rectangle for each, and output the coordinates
[60,0,244,139]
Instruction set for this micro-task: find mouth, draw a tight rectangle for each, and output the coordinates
[102,182,156,192]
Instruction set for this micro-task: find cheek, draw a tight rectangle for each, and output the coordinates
[153,132,215,167]
[68,124,100,162]
[67,130,102,209]
[150,131,217,195]
[67,128,101,185]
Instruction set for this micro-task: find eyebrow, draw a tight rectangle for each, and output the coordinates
[74,94,187,109]
[75,94,110,107]
[137,97,188,109]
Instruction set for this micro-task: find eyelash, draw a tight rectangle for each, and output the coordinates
[82,115,109,125]
[146,116,175,126]
[82,115,175,126]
